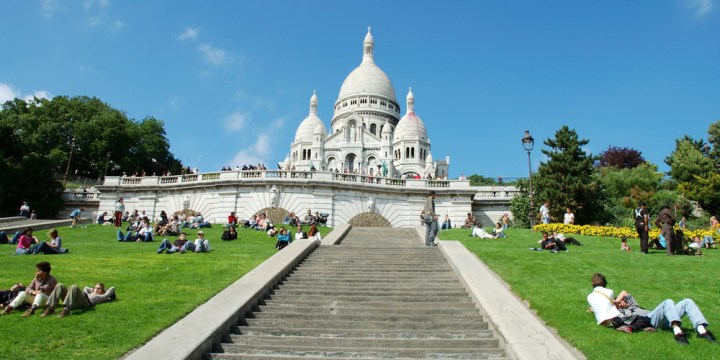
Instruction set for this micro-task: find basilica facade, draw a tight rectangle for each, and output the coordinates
[284,28,449,179]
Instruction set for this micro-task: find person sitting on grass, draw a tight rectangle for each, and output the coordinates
[96,212,112,225]
[14,227,38,255]
[587,272,715,345]
[462,213,476,229]
[492,222,506,238]
[42,282,116,318]
[134,220,154,242]
[29,229,67,255]
[697,235,716,249]
[2,261,57,317]
[179,231,210,253]
[441,215,452,230]
[295,225,307,241]
[69,208,84,228]
[621,236,631,252]
[307,224,322,243]
[156,233,190,254]
[221,226,237,241]
[275,227,292,250]
[649,234,666,250]
[529,231,567,252]
[471,222,496,239]
[157,215,180,237]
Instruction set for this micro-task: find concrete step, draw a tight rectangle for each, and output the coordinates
[224,335,499,349]
[209,345,506,359]
[245,318,490,331]
[262,299,478,310]
[249,311,478,323]
[266,293,471,303]
[277,282,466,291]
[272,287,468,297]
[257,304,479,316]
[234,326,493,338]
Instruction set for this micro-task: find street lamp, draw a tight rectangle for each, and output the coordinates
[63,137,76,189]
[104,151,112,178]
[521,130,535,228]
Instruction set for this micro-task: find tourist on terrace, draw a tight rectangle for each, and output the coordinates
[300,210,316,225]
[42,282,116,318]
[2,261,57,317]
[587,272,715,344]
[493,223,506,238]
[228,212,237,227]
[19,201,31,218]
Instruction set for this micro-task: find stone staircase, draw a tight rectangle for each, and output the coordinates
[207,227,507,359]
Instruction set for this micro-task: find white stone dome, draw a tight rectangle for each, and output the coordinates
[394,88,427,141]
[295,91,327,142]
[337,28,397,103]
[394,112,428,141]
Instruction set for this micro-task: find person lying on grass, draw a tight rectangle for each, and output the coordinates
[41,282,116,318]
[587,272,715,345]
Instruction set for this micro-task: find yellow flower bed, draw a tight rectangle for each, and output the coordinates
[533,223,716,240]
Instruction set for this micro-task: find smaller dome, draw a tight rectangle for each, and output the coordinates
[314,124,324,135]
[394,88,427,141]
[381,121,392,134]
[295,92,327,142]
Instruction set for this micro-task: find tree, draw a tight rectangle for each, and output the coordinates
[596,146,645,168]
[0,95,184,217]
[468,174,498,186]
[534,126,601,224]
[666,129,720,214]
[509,178,532,228]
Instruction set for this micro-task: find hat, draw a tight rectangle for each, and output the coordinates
[197,231,204,235]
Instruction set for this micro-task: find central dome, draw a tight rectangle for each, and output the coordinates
[337,28,397,104]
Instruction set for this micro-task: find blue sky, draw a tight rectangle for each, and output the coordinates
[1,0,718,178]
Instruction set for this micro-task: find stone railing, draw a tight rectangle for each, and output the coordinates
[62,190,101,201]
[102,171,518,199]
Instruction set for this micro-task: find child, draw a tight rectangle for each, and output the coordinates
[621,236,631,252]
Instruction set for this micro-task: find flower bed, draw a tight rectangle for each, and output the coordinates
[532,223,715,240]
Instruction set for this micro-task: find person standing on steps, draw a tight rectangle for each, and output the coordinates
[634,201,650,255]
[422,190,439,247]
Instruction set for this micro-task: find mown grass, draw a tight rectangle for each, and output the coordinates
[440,227,720,360]
[0,224,327,359]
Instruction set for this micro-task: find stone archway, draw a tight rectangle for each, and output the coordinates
[348,212,391,227]
[257,207,290,226]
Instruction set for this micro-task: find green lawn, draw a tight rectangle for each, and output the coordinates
[440,228,720,360]
[0,224,324,359]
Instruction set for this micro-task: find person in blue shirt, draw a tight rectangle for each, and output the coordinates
[69,208,84,228]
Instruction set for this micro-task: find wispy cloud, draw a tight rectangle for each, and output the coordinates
[229,133,272,167]
[82,0,123,30]
[685,0,714,17]
[41,0,60,19]
[197,43,228,66]
[179,27,199,41]
[224,110,250,132]
[0,83,52,103]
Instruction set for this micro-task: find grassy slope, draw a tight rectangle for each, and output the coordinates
[0,224,323,359]
[440,228,719,360]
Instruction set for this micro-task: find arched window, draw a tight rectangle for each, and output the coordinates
[370,123,377,135]
[405,147,410,159]
[411,147,415,159]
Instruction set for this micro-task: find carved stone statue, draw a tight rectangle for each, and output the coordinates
[270,185,279,208]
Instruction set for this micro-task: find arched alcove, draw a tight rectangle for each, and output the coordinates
[347,212,391,227]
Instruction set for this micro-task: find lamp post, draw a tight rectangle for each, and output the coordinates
[104,151,112,178]
[63,137,76,189]
[522,130,535,228]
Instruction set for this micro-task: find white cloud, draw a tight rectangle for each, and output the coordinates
[229,133,273,167]
[0,83,19,103]
[179,27,199,41]
[686,0,714,17]
[82,0,123,30]
[197,43,227,66]
[224,111,249,132]
[0,83,52,103]
[41,0,60,19]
